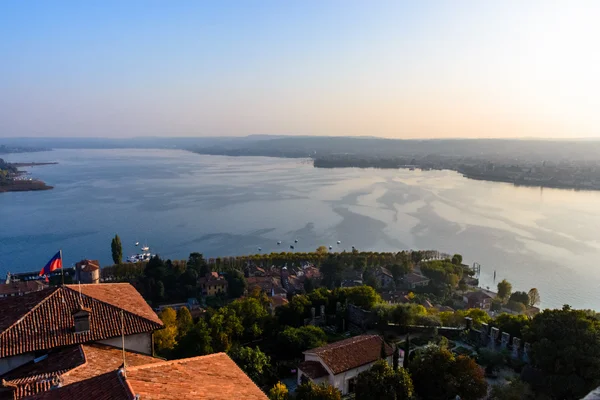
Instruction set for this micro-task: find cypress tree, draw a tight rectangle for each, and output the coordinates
[393,344,400,370]
[111,234,123,265]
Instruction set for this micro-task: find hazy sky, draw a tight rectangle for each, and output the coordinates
[1,1,599,139]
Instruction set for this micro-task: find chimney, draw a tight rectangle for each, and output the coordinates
[72,306,91,333]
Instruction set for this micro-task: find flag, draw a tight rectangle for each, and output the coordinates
[39,251,62,276]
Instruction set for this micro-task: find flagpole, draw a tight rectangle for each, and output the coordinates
[61,249,64,286]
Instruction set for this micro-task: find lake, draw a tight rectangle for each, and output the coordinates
[2,148,600,310]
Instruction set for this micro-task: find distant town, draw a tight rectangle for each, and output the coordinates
[2,241,599,399]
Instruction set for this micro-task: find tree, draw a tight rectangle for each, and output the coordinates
[209,307,243,352]
[451,355,489,400]
[269,382,289,400]
[340,286,382,310]
[411,345,487,400]
[296,382,341,400]
[320,255,343,288]
[523,308,600,399]
[176,307,194,339]
[508,291,529,306]
[507,300,526,313]
[527,288,541,307]
[226,269,247,298]
[111,234,122,265]
[316,246,329,255]
[277,326,327,357]
[187,252,209,276]
[229,346,271,385]
[154,308,178,355]
[451,254,463,265]
[497,279,512,301]
[491,313,530,339]
[380,339,387,359]
[173,318,213,358]
[355,360,413,400]
[389,263,411,282]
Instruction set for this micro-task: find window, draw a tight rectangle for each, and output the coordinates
[347,377,356,393]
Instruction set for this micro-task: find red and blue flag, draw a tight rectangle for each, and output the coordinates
[39,251,62,276]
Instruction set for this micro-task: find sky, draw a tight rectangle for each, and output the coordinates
[1,0,599,139]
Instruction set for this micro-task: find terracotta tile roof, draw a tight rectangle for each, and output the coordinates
[2,346,84,382]
[75,260,100,272]
[64,283,162,325]
[0,284,163,358]
[24,353,268,400]
[298,361,329,379]
[402,273,430,284]
[23,370,133,400]
[60,344,162,386]
[0,281,47,297]
[2,344,162,398]
[304,335,393,375]
[464,291,493,302]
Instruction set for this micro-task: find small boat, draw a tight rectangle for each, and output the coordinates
[141,245,149,252]
[258,247,262,251]
[290,245,295,250]
[328,245,333,250]
[277,241,282,245]
[337,240,341,244]
[294,239,298,243]
[135,242,139,246]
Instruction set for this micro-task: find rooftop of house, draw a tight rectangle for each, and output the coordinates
[1,344,161,398]
[303,335,394,375]
[401,273,430,284]
[0,284,163,358]
[376,267,393,278]
[298,360,329,379]
[0,281,47,297]
[464,290,494,302]
[24,353,268,400]
[75,260,100,272]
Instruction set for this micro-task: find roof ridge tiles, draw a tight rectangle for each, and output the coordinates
[125,352,227,372]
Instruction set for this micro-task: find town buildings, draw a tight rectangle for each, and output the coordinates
[0,281,47,299]
[197,272,228,296]
[297,334,399,396]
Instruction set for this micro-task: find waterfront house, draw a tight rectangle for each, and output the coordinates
[463,290,493,310]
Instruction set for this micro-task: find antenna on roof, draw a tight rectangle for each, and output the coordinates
[78,278,83,307]
[121,310,127,375]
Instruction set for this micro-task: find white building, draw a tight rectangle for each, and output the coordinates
[297,334,402,395]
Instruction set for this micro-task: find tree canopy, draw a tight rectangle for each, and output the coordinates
[497,279,512,301]
[524,307,600,399]
[296,382,342,400]
[410,345,487,400]
[355,360,413,400]
[228,346,271,386]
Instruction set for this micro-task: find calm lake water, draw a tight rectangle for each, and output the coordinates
[2,149,600,310]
